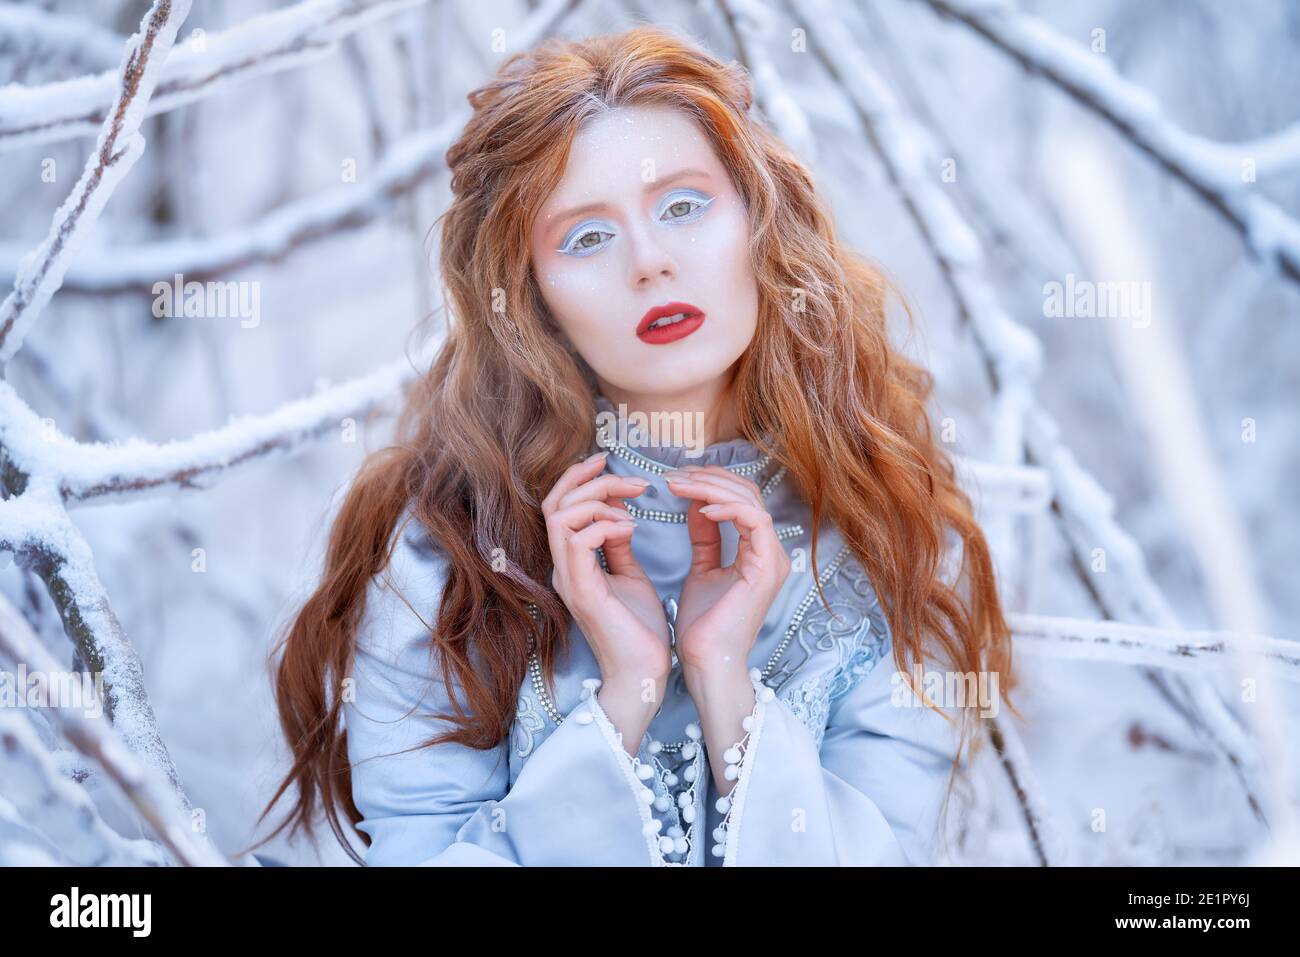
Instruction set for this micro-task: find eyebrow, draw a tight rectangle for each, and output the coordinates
[547,167,714,237]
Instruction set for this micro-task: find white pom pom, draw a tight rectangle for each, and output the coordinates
[683,765,697,783]
[724,765,739,781]
[642,819,663,837]
[673,837,688,855]
[685,722,702,741]
[636,763,654,780]
[682,806,696,824]
[712,844,725,858]
[659,836,676,854]
[640,787,656,804]
[716,796,731,814]
[648,740,664,754]
[575,710,594,725]
[681,743,697,760]
[742,716,754,732]
[723,746,742,765]
[654,795,671,812]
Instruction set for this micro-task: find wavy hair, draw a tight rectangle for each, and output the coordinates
[251,24,1017,864]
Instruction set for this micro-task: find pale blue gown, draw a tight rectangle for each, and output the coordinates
[344,397,962,866]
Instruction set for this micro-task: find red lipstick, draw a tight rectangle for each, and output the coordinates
[636,301,706,345]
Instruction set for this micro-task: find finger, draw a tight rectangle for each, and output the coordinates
[550,499,634,535]
[556,473,652,513]
[543,452,609,516]
[685,499,723,575]
[546,498,626,584]
[662,476,753,510]
[696,501,781,567]
[599,510,649,581]
[665,467,763,508]
[566,519,638,592]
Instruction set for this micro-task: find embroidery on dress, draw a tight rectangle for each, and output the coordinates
[511,688,546,759]
[782,675,833,749]
[769,550,891,748]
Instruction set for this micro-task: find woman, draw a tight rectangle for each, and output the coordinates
[256,25,1016,867]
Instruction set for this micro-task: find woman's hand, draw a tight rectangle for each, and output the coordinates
[665,464,793,685]
[543,451,671,750]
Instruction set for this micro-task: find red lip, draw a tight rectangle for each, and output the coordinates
[636,301,706,345]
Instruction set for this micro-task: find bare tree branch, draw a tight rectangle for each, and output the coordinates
[0,0,428,153]
[1010,613,1300,681]
[913,0,1300,287]
[0,0,192,367]
[0,591,226,866]
[787,0,1281,833]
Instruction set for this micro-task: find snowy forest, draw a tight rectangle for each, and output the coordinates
[0,0,1296,867]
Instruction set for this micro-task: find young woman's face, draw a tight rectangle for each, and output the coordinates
[529,104,759,399]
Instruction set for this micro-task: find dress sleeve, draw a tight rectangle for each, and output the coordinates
[713,623,963,867]
[345,516,696,866]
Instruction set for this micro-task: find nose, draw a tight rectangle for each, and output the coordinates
[626,219,678,289]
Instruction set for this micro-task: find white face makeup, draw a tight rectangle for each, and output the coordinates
[528,104,760,400]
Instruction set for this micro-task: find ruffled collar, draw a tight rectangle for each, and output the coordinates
[592,394,771,470]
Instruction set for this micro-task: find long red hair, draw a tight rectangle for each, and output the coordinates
[251,25,1016,864]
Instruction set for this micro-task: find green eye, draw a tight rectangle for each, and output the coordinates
[660,193,714,223]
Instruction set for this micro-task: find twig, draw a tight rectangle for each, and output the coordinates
[0,0,192,366]
[0,0,427,153]
[0,591,226,866]
[1010,612,1299,681]
[913,0,1300,287]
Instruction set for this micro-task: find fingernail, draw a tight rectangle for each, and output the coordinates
[585,450,608,463]
[625,476,652,486]
[700,504,719,513]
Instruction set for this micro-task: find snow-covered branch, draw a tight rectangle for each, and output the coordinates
[0,710,168,866]
[0,494,193,804]
[913,0,1300,287]
[1010,612,1299,682]
[0,347,431,506]
[788,0,1274,824]
[0,7,124,81]
[983,715,1061,865]
[0,591,226,866]
[717,0,817,161]
[953,456,1051,516]
[0,0,585,292]
[0,0,191,367]
[0,0,427,153]
[0,118,462,294]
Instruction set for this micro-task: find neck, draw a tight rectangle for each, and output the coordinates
[597,376,742,448]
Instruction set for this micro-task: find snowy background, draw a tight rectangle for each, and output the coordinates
[0,0,1296,867]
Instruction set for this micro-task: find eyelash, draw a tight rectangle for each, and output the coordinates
[558,192,716,257]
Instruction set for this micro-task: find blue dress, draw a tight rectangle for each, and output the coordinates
[344,398,962,865]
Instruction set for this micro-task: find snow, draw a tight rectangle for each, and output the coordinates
[0,0,1295,867]
[0,0,428,153]
[916,0,1300,282]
